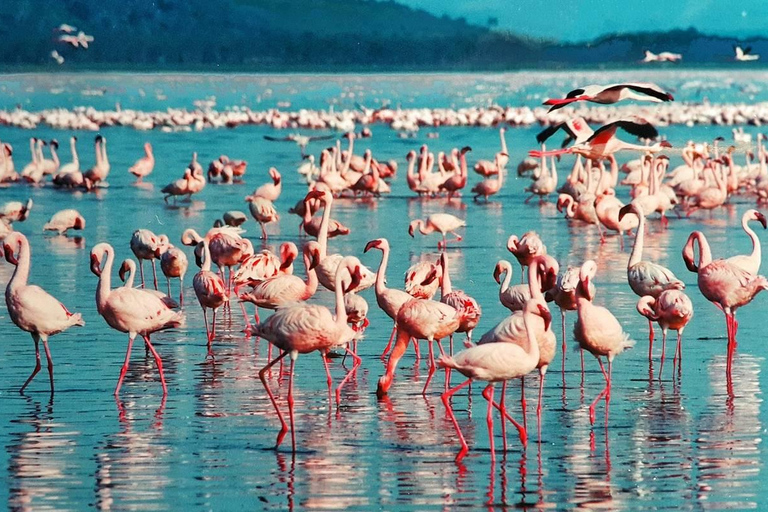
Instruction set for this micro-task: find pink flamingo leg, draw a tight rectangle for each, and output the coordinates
[422,340,436,396]
[648,320,655,361]
[561,309,567,379]
[658,329,667,378]
[441,379,472,461]
[115,335,135,397]
[151,260,159,290]
[537,368,546,441]
[139,260,146,288]
[322,353,333,397]
[336,347,362,406]
[520,376,527,432]
[588,358,610,425]
[143,335,167,395]
[211,309,218,341]
[20,334,42,394]
[484,384,496,462]
[42,337,54,395]
[381,325,396,359]
[486,383,527,447]
[413,338,421,361]
[258,351,290,448]
[179,277,184,307]
[167,278,172,297]
[240,302,252,334]
[287,357,297,452]
[674,330,683,377]
[499,381,508,452]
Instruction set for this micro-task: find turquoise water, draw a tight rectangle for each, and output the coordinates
[0,72,766,510]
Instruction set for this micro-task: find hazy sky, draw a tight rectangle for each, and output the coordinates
[400,0,768,41]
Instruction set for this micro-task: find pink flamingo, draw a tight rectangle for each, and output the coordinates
[250,167,282,202]
[725,209,766,275]
[547,265,595,378]
[438,146,471,198]
[233,243,296,292]
[439,298,549,461]
[43,209,85,235]
[300,190,350,239]
[159,244,188,306]
[4,233,84,394]
[364,238,413,358]
[90,242,184,396]
[574,260,635,425]
[408,213,466,250]
[507,232,547,282]
[471,152,506,201]
[438,252,481,351]
[618,203,685,356]
[404,259,442,300]
[239,242,321,332]
[192,239,228,352]
[474,128,509,176]
[130,229,169,290]
[636,290,693,377]
[494,260,531,312]
[128,142,154,182]
[246,196,279,240]
[543,83,673,112]
[254,257,362,450]
[682,231,768,374]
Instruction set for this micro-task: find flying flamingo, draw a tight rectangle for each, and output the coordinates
[439,298,549,461]
[90,243,184,396]
[543,83,673,112]
[129,142,154,182]
[574,260,635,425]
[239,242,321,333]
[438,252,481,352]
[682,231,768,374]
[159,244,188,306]
[408,213,466,250]
[618,203,685,356]
[364,238,413,358]
[192,239,228,352]
[636,290,693,377]
[507,232,547,282]
[254,257,362,450]
[130,229,169,290]
[3,232,84,394]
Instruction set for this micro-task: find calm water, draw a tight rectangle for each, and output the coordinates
[0,72,766,511]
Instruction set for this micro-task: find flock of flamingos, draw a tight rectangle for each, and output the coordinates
[2,82,768,462]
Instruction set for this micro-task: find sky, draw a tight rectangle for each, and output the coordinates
[399,0,768,42]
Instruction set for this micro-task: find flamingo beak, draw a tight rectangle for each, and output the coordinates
[154,247,163,258]
[757,212,767,229]
[90,253,102,276]
[308,250,320,270]
[74,217,85,230]
[618,204,631,222]
[345,266,362,292]
[408,225,415,238]
[119,262,128,282]
[420,268,438,286]
[364,240,380,253]
[538,304,552,331]
[493,264,503,284]
[4,243,17,265]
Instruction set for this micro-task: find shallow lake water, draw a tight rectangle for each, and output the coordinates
[0,72,766,510]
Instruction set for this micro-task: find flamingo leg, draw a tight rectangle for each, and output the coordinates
[484,383,496,462]
[561,309,567,381]
[537,367,546,441]
[588,358,611,426]
[260,223,268,240]
[42,336,54,395]
[500,381,508,452]
[336,347,362,407]
[487,383,527,447]
[115,335,135,396]
[648,320,654,361]
[381,324,396,359]
[521,376,527,432]
[167,277,171,297]
[441,379,472,462]
[322,353,333,397]
[422,340,436,396]
[20,334,41,394]
[658,329,667,379]
[413,337,421,361]
[377,329,410,397]
[674,330,683,377]
[258,350,290,448]
[240,302,252,334]
[211,309,218,341]
[179,277,184,307]
[151,260,159,290]
[202,308,213,355]
[139,260,146,288]
[288,356,297,452]
[143,335,167,395]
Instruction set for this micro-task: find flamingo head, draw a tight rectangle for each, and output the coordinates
[95,134,104,144]
[492,261,507,285]
[579,260,597,300]
[407,221,417,238]
[180,228,202,246]
[749,209,767,229]
[2,234,20,265]
[682,233,699,273]
[89,244,110,276]
[280,242,299,269]
[406,150,416,161]
[556,194,569,213]
[506,235,519,254]
[420,266,439,287]
[538,302,552,332]
[118,260,131,282]
[304,189,327,203]
[305,241,321,270]
[213,219,224,228]
[636,296,658,320]
[269,167,281,184]
[537,255,560,291]
[364,238,385,253]
[50,139,59,149]
[342,265,363,293]
[618,203,641,222]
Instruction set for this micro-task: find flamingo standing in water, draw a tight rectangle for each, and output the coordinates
[129,142,154,182]
[574,260,635,425]
[471,152,506,201]
[192,239,228,351]
[618,203,685,357]
[507,232,547,282]
[682,231,768,374]
[439,298,549,461]
[474,128,509,176]
[255,257,362,450]
[4,233,85,394]
[408,213,466,250]
[43,209,85,234]
[130,229,169,290]
[438,252,481,351]
[636,290,693,377]
[364,238,413,358]
[90,243,184,396]
[159,244,188,306]
[547,265,595,378]
[246,196,279,240]
[493,260,530,312]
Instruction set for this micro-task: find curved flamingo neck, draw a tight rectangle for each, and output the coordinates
[460,151,468,178]
[528,261,543,300]
[8,238,31,291]
[499,130,508,154]
[96,246,114,313]
[29,139,36,163]
[302,250,319,298]
[101,139,108,165]
[743,216,762,271]
[374,245,390,296]
[629,208,645,268]
[201,240,213,272]
[417,220,432,235]
[694,232,713,268]
[51,144,59,166]
[333,262,349,325]
[123,259,136,288]
[70,138,79,165]
[499,262,512,294]
[441,258,453,297]
[521,308,541,362]
[94,139,102,166]
[317,196,332,258]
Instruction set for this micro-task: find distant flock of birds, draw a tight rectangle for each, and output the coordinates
[2,80,768,462]
[50,24,95,65]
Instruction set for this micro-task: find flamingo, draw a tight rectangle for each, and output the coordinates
[439,298,549,461]
[474,128,509,176]
[250,167,282,202]
[682,231,768,374]
[83,135,110,186]
[192,239,228,351]
[494,260,530,312]
[43,209,85,234]
[574,260,635,425]
[38,139,60,177]
[239,242,321,333]
[438,252,481,351]
[636,291,693,377]
[507,232,547,282]
[246,196,279,240]
[618,203,685,356]
[300,191,350,239]
[161,168,192,203]
[233,243,296,292]
[547,265,595,377]
[118,259,179,309]
[254,257,362,450]
[129,142,154,182]
[158,244,188,306]
[90,243,184,396]
[3,233,85,394]
[130,229,168,290]
[594,191,638,247]
[0,199,33,223]
[364,238,413,358]
[725,209,766,275]
[471,152,506,201]
[408,213,466,250]
[543,83,673,112]
[438,146,471,198]
[735,46,759,62]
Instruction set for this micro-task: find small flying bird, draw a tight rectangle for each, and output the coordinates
[56,24,77,33]
[735,45,759,62]
[262,133,335,156]
[543,83,674,112]
[642,50,682,63]
[50,50,65,65]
